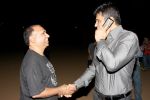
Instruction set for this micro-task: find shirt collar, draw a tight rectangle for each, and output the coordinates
[108,25,123,40]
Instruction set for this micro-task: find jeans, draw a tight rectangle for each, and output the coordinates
[143,55,150,68]
[133,61,142,100]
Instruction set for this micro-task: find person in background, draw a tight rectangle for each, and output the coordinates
[141,37,150,68]
[66,2,140,100]
[88,42,97,65]
[132,47,143,100]
[20,24,72,100]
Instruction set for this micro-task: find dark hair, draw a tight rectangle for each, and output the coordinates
[23,25,34,45]
[93,2,121,25]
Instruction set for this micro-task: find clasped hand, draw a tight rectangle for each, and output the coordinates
[58,84,76,98]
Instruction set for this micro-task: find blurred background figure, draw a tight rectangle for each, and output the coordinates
[141,37,150,69]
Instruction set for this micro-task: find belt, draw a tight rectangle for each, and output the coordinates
[103,91,131,100]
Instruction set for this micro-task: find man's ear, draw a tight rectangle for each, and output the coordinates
[109,17,114,20]
[29,35,35,44]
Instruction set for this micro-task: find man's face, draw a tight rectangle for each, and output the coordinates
[95,13,105,30]
[30,25,50,48]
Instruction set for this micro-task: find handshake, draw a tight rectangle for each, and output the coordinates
[58,84,77,98]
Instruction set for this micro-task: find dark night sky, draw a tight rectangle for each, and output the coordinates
[0,0,149,53]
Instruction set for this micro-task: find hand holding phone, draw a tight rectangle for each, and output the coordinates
[95,17,114,42]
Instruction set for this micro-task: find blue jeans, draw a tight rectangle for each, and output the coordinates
[143,55,150,68]
[133,62,142,100]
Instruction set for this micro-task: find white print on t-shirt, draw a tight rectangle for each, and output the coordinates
[46,62,57,86]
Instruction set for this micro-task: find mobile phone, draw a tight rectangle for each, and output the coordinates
[102,17,114,31]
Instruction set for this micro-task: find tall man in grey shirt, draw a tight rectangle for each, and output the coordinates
[67,2,140,100]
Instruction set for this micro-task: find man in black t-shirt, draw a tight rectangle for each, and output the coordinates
[20,25,74,100]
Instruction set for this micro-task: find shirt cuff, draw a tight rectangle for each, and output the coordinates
[74,79,85,90]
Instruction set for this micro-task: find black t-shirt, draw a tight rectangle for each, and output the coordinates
[20,49,58,100]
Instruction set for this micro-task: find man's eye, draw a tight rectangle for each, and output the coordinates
[42,31,46,34]
[98,20,101,23]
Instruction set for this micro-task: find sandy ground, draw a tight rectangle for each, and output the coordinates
[0,47,150,100]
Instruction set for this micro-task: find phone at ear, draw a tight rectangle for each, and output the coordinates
[102,17,114,31]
